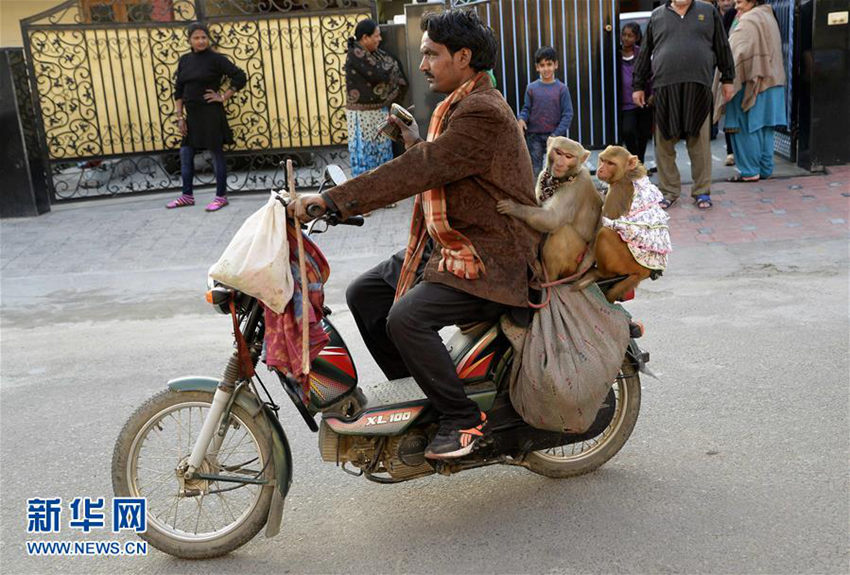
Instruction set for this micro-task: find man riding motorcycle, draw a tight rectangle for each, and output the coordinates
[289,10,541,459]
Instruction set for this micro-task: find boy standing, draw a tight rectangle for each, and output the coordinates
[518,46,574,177]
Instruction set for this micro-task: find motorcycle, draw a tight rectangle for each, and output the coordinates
[111,166,650,559]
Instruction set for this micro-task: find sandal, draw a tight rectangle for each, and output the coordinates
[695,194,713,210]
[166,194,195,209]
[659,197,677,210]
[205,196,229,212]
[727,174,759,183]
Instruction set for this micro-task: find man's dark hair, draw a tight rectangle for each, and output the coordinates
[534,46,558,64]
[420,10,497,72]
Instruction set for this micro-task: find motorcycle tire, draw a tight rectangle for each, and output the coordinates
[111,389,275,559]
[524,360,641,478]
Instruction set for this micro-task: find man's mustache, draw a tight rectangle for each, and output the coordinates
[423,73,434,80]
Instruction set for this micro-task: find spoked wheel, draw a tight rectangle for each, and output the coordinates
[525,360,641,478]
[112,390,274,558]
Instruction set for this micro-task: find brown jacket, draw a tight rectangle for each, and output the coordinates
[327,77,541,307]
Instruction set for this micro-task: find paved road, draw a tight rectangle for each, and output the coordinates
[1,165,848,574]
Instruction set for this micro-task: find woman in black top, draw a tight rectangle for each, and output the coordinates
[167,22,246,211]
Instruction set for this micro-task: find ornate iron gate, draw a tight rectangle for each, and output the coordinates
[21,0,374,201]
[451,0,619,148]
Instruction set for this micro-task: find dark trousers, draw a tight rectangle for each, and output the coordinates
[346,263,505,429]
[180,146,227,197]
[622,107,653,164]
[525,132,549,179]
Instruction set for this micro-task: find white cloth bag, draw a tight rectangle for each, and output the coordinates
[208,193,294,313]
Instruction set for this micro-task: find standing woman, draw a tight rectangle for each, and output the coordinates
[344,19,407,177]
[718,0,786,182]
[167,22,247,211]
[619,22,652,164]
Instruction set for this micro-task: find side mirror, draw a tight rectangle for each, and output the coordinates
[325,164,347,187]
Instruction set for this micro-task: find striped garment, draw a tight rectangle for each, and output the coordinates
[394,73,488,301]
[263,223,331,398]
[653,82,713,140]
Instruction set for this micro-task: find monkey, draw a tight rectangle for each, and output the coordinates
[575,145,672,303]
[496,137,602,282]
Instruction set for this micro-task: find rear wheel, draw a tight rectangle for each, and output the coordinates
[525,360,641,478]
[111,390,274,558]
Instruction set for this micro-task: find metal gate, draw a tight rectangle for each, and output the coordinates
[20,0,374,201]
[451,0,619,149]
[768,0,797,160]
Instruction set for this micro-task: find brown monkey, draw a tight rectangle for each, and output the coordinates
[496,137,602,281]
[576,145,671,302]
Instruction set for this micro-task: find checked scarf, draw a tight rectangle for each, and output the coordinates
[263,223,330,399]
[394,72,488,301]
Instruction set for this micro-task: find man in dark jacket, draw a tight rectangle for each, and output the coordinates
[289,10,540,459]
[633,0,735,210]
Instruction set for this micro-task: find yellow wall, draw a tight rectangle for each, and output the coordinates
[0,0,63,47]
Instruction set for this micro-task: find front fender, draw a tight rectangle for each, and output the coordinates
[167,376,293,499]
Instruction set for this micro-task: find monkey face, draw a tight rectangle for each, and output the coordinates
[596,156,619,183]
[549,148,580,178]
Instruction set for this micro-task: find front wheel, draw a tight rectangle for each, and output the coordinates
[111,389,275,559]
[524,360,641,478]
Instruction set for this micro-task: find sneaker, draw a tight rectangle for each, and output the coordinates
[166,194,194,209]
[725,154,735,166]
[424,412,487,460]
[205,196,229,212]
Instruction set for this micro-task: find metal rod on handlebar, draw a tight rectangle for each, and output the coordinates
[287,159,311,375]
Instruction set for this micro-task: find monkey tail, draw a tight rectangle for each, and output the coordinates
[529,237,598,309]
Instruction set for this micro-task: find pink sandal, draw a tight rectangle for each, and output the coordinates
[205,196,229,212]
[166,194,195,209]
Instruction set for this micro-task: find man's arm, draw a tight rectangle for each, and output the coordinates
[632,18,654,92]
[713,7,735,84]
[324,101,502,218]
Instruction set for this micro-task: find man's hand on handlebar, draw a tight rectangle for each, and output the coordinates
[287,194,327,223]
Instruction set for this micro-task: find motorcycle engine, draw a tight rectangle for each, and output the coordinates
[318,422,433,481]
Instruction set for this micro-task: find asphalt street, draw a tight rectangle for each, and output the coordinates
[1,161,848,574]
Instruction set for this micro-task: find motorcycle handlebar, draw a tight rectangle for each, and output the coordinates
[304,201,364,227]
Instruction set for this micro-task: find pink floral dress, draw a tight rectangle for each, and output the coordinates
[601,176,672,271]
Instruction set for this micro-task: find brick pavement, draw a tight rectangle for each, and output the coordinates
[0,166,847,285]
[664,165,850,247]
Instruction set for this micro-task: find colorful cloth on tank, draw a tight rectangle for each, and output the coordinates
[601,176,672,271]
[263,223,331,396]
[346,107,393,177]
[394,73,489,301]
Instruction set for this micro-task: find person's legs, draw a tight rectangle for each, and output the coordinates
[686,116,712,198]
[730,129,761,179]
[526,133,547,177]
[654,129,681,202]
[759,126,775,178]
[180,145,195,196]
[210,148,227,197]
[621,109,639,159]
[346,110,368,177]
[204,148,229,211]
[167,146,196,208]
[636,107,653,164]
[386,282,505,430]
[345,263,410,382]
